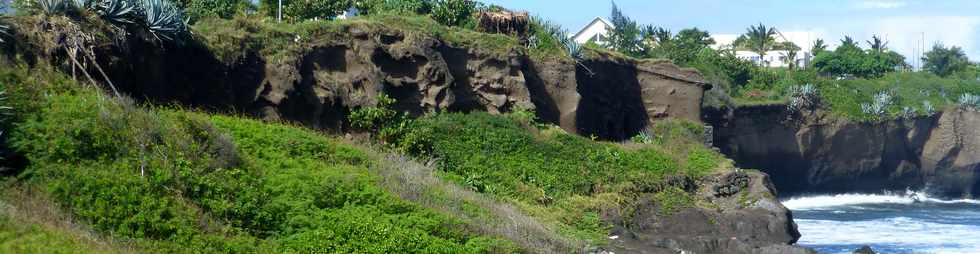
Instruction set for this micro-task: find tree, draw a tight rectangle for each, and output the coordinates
[430,0,477,27]
[675,28,714,48]
[643,27,715,65]
[782,49,799,70]
[812,35,907,78]
[605,1,643,57]
[922,43,970,77]
[185,0,254,20]
[811,39,827,56]
[261,0,352,22]
[735,23,778,66]
[866,35,888,54]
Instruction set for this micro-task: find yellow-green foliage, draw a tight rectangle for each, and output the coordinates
[1,65,515,253]
[0,217,114,254]
[385,112,728,243]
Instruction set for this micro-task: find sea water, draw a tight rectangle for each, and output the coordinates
[782,190,980,254]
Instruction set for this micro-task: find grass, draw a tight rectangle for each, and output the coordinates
[0,185,139,254]
[193,13,523,65]
[726,68,980,121]
[381,111,731,245]
[0,64,518,253]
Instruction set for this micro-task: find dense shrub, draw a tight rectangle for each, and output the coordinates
[183,0,251,20]
[429,0,475,27]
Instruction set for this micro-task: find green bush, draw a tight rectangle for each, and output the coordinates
[184,0,252,20]
[430,0,476,27]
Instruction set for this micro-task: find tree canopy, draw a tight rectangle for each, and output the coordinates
[923,43,971,77]
[811,36,906,78]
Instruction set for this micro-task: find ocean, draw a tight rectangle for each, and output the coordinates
[782,190,980,254]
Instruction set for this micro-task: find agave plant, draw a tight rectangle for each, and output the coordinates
[959,93,980,109]
[787,84,820,113]
[922,100,936,115]
[861,91,894,119]
[900,106,917,119]
[0,24,8,43]
[34,0,87,14]
[136,0,187,42]
[93,0,136,24]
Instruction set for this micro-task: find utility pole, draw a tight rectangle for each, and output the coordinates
[278,0,282,23]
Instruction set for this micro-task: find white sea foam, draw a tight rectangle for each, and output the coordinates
[781,190,980,210]
[795,216,980,254]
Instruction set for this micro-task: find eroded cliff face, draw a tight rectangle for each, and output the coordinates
[70,25,708,140]
[710,106,980,198]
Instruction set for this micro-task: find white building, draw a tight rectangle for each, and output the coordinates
[711,31,814,68]
[571,17,615,45]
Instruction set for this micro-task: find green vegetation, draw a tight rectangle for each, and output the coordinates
[811,36,907,78]
[16,0,190,42]
[350,96,731,243]
[922,43,972,77]
[0,65,517,253]
[595,1,980,121]
[193,13,520,64]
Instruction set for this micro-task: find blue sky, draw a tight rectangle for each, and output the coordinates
[484,0,980,62]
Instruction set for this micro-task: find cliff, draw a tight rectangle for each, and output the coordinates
[710,105,980,198]
[2,15,807,253]
[8,16,708,141]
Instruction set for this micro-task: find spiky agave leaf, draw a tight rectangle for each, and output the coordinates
[0,24,8,43]
[34,0,88,14]
[136,0,187,42]
[94,0,135,24]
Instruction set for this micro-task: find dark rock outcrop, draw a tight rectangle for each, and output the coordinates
[65,26,708,140]
[610,170,814,254]
[710,106,980,198]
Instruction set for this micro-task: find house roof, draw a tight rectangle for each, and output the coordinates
[572,17,615,40]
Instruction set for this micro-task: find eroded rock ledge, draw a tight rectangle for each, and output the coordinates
[709,105,980,198]
[68,25,709,140]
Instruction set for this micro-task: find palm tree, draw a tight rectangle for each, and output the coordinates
[867,35,888,53]
[840,36,859,49]
[782,49,800,70]
[811,39,827,56]
[736,23,778,66]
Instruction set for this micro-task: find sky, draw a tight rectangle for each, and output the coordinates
[483,0,980,65]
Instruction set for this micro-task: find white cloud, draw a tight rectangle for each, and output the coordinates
[856,0,909,9]
[874,16,980,64]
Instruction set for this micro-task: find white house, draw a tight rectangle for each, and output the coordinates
[711,31,815,68]
[572,17,615,45]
